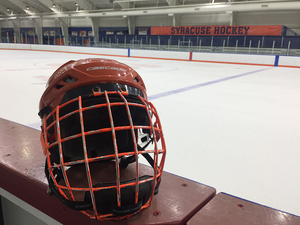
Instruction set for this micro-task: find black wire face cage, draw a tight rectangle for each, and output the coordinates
[41,84,166,220]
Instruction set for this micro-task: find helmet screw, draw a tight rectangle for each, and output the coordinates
[47,187,52,194]
[92,86,100,93]
[181,183,188,187]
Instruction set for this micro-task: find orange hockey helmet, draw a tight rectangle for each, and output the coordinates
[38,58,166,220]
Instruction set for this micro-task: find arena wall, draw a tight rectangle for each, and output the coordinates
[0,43,299,68]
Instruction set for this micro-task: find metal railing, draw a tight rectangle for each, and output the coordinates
[90,40,300,56]
[2,35,299,56]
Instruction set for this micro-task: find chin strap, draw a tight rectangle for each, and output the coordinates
[45,142,161,215]
[120,137,155,168]
[45,160,93,211]
[119,137,161,195]
[112,200,143,216]
[45,160,158,216]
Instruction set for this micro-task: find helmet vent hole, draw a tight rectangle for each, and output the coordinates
[64,76,77,83]
[56,84,64,89]
[133,77,139,82]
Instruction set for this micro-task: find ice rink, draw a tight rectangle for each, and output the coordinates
[1,49,300,217]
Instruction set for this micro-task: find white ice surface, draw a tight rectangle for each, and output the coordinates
[0,49,300,216]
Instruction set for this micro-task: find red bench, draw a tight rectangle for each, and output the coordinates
[0,118,216,224]
[187,192,300,225]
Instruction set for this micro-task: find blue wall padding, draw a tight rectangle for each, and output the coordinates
[274,55,279,66]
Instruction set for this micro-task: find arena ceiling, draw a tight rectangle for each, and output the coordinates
[0,0,300,19]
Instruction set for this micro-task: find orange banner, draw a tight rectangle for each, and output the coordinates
[151,25,282,36]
